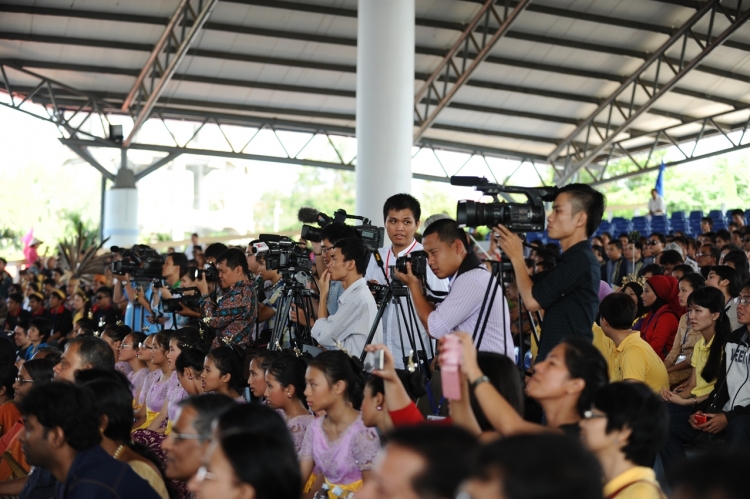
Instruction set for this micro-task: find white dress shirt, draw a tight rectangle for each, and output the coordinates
[648,195,666,215]
[311,277,382,358]
[365,241,451,368]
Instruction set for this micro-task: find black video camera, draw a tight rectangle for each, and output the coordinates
[301,209,384,253]
[395,250,429,277]
[191,264,218,283]
[451,176,558,233]
[162,286,201,313]
[110,245,164,280]
[256,235,312,272]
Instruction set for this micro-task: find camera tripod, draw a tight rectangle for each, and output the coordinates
[360,255,433,377]
[267,268,318,351]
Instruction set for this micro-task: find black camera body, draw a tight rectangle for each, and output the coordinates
[162,286,201,313]
[192,264,218,283]
[110,245,164,280]
[258,235,313,272]
[301,209,384,252]
[395,250,429,276]
[451,176,557,233]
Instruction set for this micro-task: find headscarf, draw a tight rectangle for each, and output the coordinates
[646,275,684,317]
[622,282,647,318]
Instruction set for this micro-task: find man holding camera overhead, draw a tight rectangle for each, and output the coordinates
[365,194,451,369]
[196,248,258,348]
[396,218,513,358]
[494,184,605,361]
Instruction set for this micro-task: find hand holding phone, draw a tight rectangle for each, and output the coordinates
[440,334,462,400]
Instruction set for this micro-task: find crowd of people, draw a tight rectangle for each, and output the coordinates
[0,189,747,499]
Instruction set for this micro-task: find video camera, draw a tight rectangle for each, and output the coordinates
[299,208,384,252]
[110,245,164,281]
[252,235,312,272]
[191,264,218,283]
[451,176,557,233]
[162,286,201,313]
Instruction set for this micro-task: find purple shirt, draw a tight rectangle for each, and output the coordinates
[286,414,314,454]
[145,371,170,413]
[427,267,514,358]
[299,415,379,485]
[137,370,160,407]
[127,367,150,400]
[166,371,188,422]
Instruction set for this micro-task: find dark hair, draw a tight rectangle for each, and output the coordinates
[101,325,129,343]
[151,331,170,352]
[591,245,603,259]
[561,337,609,416]
[672,264,694,277]
[679,272,706,292]
[687,286,731,382]
[701,244,721,263]
[217,248,249,274]
[167,252,189,278]
[33,347,62,366]
[629,240,643,251]
[723,250,750,282]
[659,250,683,266]
[97,286,113,299]
[15,318,30,333]
[266,353,308,405]
[557,183,606,237]
[17,382,102,451]
[640,263,664,277]
[204,243,229,261]
[600,293,637,330]
[332,237,370,275]
[8,293,23,305]
[606,239,622,250]
[29,318,52,342]
[76,318,97,336]
[472,353,524,431]
[595,382,668,466]
[387,424,478,499]
[716,229,732,242]
[67,336,115,370]
[21,358,55,384]
[207,346,247,394]
[422,218,469,251]
[702,216,714,227]
[383,193,421,222]
[671,449,749,499]
[169,327,206,352]
[319,224,358,245]
[128,332,147,349]
[621,281,647,317]
[307,350,367,410]
[219,429,301,499]
[216,402,288,435]
[74,368,133,443]
[0,363,18,400]
[471,433,603,499]
[43,278,56,287]
[709,265,742,297]
[178,394,236,439]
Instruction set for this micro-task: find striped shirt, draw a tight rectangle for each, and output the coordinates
[427,265,513,359]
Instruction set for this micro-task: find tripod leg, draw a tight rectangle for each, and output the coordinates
[359,289,391,362]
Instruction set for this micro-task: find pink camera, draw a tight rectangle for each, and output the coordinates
[440,334,462,400]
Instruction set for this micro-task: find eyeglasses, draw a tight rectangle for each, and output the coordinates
[583,410,607,420]
[646,240,660,246]
[120,344,133,349]
[743,238,750,243]
[170,431,207,442]
[695,252,708,257]
[738,297,750,306]
[320,246,333,254]
[194,466,238,485]
[15,377,34,384]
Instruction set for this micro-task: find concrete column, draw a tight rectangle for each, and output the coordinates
[355,0,415,226]
[103,151,139,248]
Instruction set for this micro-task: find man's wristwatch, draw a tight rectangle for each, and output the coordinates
[470,375,490,389]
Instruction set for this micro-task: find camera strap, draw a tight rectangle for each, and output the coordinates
[456,252,484,278]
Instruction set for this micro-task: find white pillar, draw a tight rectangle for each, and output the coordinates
[103,158,139,248]
[355,0,415,226]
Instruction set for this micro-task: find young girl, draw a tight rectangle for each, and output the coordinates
[175,346,207,395]
[101,325,132,375]
[300,351,379,497]
[202,346,246,401]
[133,332,171,430]
[706,265,742,332]
[664,273,705,386]
[247,350,279,402]
[659,286,730,479]
[264,352,313,453]
[120,332,149,400]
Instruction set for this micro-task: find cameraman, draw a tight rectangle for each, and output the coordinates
[494,183,605,360]
[140,252,189,330]
[365,194,450,368]
[396,218,513,357]
[196,248,257,348]
[311,237,382,357]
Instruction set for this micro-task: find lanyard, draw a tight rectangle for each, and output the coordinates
[385,239,419,279]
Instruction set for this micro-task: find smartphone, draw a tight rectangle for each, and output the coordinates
[364,350,384,372]
[440,334,462,400]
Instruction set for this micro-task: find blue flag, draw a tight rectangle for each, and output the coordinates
[655,161,665,197]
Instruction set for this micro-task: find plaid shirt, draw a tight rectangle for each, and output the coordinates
[200,279,258,348]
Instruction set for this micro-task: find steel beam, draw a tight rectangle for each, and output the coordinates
[122,0,218,147]
[549,1,750,186]
[66,144,115,181]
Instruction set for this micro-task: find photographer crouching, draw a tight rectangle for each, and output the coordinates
[395,218,513,357]
[494,184,605,360]
[195,248,258,348]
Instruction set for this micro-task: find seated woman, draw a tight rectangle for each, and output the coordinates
[132,332,171,430]
[581,382,669,499]
[299,351,380,498]
[75,369,170,499]
[263,352,313,453]
[621,281,648,330]
[247,350,280,403]
[202,346,247,402]
[120,332,150,400]
[452,334,608,438]
[659,286,730,482]
[664,273,705,387]
[175,343,208,396]
[100,325,132,375]
[637,275,683,359]
[706,265,742,332]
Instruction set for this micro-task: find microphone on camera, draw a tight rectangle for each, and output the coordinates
[298,207,320,223]
[251,242,270,255]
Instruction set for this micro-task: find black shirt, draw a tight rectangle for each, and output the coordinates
[531,240,599,360]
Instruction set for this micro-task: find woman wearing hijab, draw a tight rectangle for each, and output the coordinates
[621,281,648,330]
[636,275,684,360]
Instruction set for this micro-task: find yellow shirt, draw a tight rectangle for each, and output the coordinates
[691,335,717,397]
[603,466,665,499]
[593,324,614,360]
[608,332,669,392]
